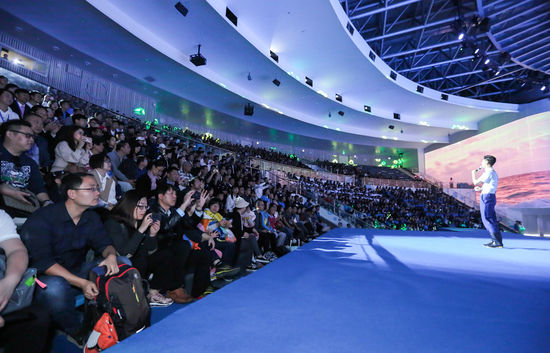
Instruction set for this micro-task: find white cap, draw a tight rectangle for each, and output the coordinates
[159,143,167,148]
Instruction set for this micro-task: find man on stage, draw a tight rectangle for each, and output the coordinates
[472,155,503,248]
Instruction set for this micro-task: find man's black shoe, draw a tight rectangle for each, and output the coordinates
[485,242,503,248]
[483,242,495,247]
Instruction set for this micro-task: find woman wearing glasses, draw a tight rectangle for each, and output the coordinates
[105,190,173,307]
[51,125,92,172]
[89,154,117,210]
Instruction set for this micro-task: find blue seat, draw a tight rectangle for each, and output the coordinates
[75,294,85,307]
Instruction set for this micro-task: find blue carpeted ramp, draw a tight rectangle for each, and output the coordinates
[109,229,550,353]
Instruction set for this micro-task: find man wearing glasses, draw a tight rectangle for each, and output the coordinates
[0,120,52,216]
[20,173,129,347]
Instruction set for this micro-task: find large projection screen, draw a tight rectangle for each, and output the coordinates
[425,112,550,232]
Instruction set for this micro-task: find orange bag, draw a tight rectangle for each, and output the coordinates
[84,312,119,352]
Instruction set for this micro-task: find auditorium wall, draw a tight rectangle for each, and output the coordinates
[0,31,401,166]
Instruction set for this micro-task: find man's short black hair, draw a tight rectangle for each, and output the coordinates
[30,105,46,113]
[155,182,176,198]
[166,166,179,174]
[115,141,129,151]
[92,136,105,146]
[60,173,93,201]
[4,83,18,91]
[484,155,497,167]
[72,114,87,124]
[89,153,109,169]
[14,88,29,95]
[0,88,14,98]
[29,90,42,97]
[0,119,32,138]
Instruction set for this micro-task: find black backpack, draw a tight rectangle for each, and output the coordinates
[88,263,151,341]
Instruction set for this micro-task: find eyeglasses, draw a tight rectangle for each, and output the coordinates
[136,205,149,210]
[74,187,102,192]
[9,130,36,140]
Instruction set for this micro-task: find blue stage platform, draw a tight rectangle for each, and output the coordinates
[64,229,550,352]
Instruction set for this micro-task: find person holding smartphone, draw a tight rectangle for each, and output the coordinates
[104,190,174,307]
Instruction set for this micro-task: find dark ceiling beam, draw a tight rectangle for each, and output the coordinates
[514,38,550,62]
[365,11,478,42]
[382,33,488,59]
[348,0,422,21]
[474,89,517,98]
[418,63,517,83]
[498,19,550,45]
[493,11,549,36]
[397,50,499,73]
[488,0,538,19]
[518,44,550,62]
[510,36,550,56]
[504,29,550,52]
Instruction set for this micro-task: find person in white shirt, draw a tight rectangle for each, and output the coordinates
[89,154,117,210]
[0,89,20,124]
[472,155,502,248]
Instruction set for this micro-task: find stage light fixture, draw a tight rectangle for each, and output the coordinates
[416,85,424,93]
[394,113,401,120]
[190,45,207,66]
[305,77,313,87]
[474,48,480,55]
[484,58,490,65]
[541,85,547,91]
[338,111,344,116]
[273,79,281,86]
[479,18,491,32]
[458,33,464,40]
[335,94,342,102]
[441,94,449,101]
[364,105,371,113]
[388,125,394,130]
[244,103,254,116]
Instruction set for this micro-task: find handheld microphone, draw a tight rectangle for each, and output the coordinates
[475,166,483,172]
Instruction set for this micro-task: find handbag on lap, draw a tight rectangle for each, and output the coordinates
[1,183,40,216]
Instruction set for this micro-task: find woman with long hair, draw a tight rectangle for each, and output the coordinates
[104,190,173,307]
[50,125,91,172]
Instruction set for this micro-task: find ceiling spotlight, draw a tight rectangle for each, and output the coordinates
[495,70,500,75]
[484,59,490,65]
[328,111,331,118]
[273,79,281,86]
[541,85,547,91]
[400,129,403,133]
[335,94,343,102]
[388,125,394,130]
[338,111,344,116]
[474,48,480,55]
[458,33,465,40]
[247,72,252,81]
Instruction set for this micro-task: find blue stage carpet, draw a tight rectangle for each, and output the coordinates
[103,229,550,353]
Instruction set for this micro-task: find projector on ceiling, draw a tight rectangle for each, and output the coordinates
[190,53,206,66]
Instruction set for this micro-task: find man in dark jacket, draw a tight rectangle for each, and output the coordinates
[149,183,212,300]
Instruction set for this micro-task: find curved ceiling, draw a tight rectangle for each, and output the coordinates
[0,0,524,154]
[342,0,550,103]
